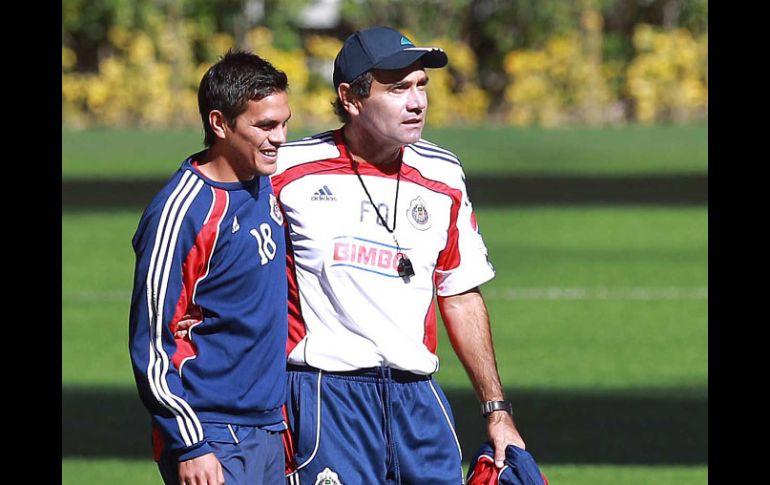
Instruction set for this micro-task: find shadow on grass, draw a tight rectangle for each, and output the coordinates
[61,174,707,209]
[62,386,706,464]
[446,388,707,465]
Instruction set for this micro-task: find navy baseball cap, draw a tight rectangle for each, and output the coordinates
[333,26,448,88]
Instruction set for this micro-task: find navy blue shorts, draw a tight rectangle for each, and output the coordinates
[157,423,284,484]
[285,365,464,484]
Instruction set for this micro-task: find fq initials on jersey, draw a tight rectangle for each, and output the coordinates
[360,200,390,227]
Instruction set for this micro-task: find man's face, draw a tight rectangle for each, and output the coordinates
[225,90,291,179]
[356,63,429,147]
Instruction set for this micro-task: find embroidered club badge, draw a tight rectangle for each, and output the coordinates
[406,196,431,230]
[269,193,284,225]
[314,467,342,485]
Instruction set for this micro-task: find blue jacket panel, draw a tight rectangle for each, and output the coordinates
[128,157,288,460]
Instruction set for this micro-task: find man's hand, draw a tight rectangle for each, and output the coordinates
[487,411,526,468]
[173,315,201,339]
[178,452,224,485]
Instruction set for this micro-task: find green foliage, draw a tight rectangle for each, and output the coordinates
[626,25,708,123]
[503,31,611,126]
[679,0,709,33]
[339,0,472,39]
[263,0,313,49]
[61,1,708,128]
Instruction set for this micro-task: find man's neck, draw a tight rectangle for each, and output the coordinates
[342,124,401,166]
[196,146,252,183]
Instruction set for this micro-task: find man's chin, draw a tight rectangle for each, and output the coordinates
[261,165,278,177]
[248,161,277,177]
[401,129,424,145]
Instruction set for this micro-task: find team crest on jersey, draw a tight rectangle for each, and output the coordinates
[269,193,284,225]
[406,196,431,230]
[314,467,342,485]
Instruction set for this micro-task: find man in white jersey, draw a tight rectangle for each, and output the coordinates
[273,26,528,484]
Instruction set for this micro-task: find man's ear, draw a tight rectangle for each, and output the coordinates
[338,84,361,117]
[208,110,230,141]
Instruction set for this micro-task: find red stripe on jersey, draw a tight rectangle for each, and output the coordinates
[170,188,227,369]
[271,129,402,196]
[281,404,298,475]
[284,223,306,356]
[398,164,463,271]
[271,158,350,197]
[423,294,438,352]
[151,423,165,462]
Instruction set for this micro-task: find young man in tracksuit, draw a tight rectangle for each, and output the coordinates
[128,50,292,485]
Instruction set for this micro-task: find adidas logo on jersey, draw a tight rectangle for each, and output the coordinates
[311,185,337,201]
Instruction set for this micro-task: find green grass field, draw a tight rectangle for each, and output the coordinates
[62,205,707,483]
[62,207,707,390]
[62,123,707,179]
[62,120,708,485]
[62,460,707,485]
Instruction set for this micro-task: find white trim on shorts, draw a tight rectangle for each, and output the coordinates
[428,379,465,484]
[286,370,323,480]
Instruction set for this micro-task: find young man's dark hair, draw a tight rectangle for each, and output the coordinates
[198,50,288,147]
[130,48,292,485]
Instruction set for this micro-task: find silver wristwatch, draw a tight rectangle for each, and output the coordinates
[481,400,513,417]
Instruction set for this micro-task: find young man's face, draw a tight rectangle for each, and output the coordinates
[356,63,429,147]
[225,90,291,179]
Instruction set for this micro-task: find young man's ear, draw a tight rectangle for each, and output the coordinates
[338,84,361,117]
[208,110,230,141]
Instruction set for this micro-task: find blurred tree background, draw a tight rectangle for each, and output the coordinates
[61,0,707,129]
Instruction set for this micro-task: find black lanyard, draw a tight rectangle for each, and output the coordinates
[350,159,415,280]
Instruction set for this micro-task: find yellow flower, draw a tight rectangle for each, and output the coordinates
[633,24,656,52]
[128,34,156,65]
[208,33,235,60]
[244,27,273,52]
[305,35,342,61]
[108,26,131,51]
[62,47,77,71]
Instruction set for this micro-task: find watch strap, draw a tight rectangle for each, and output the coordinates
[481,400,513,417]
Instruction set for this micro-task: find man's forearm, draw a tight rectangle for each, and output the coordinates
[438,287,505,402]
[439,286,527,456]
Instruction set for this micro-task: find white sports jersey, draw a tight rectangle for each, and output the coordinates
[272,129,495,374]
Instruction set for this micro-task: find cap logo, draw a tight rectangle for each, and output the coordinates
[400,36,414,46]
